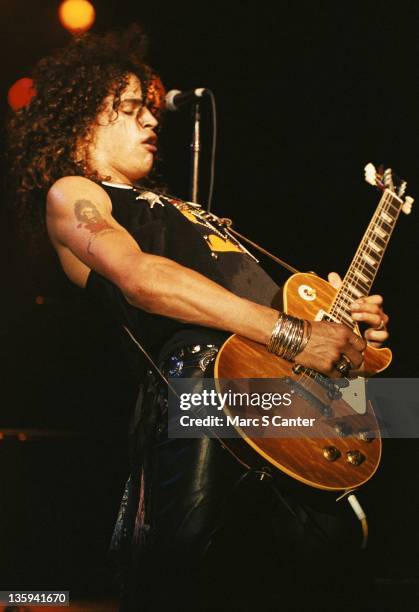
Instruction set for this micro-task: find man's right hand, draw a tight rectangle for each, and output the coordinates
[295,321,366,377]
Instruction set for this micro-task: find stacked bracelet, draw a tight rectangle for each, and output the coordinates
[267,313,312,362]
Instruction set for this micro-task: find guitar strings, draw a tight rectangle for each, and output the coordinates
[332,191,395,317]
[329,190,402,324]
[293,190,401,390]
[334,191,399,312]
[340,193,398,307]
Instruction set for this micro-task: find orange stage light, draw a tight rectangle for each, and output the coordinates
[8,77,36,111]
[58,0,96,34]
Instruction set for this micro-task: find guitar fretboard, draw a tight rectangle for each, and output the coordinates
[329,189,402,328]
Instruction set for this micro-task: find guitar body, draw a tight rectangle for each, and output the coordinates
[214,273,392,491]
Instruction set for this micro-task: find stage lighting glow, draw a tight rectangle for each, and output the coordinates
[58,0,95,33]
[8,77,36,111]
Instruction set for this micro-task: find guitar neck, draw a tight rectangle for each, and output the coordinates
[329,188,403,327]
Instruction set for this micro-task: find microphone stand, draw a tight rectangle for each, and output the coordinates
[189,101,201,203]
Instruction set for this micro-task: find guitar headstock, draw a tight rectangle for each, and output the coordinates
[364,162,414,215]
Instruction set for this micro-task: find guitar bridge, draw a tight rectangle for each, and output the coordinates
[284,377,332,417]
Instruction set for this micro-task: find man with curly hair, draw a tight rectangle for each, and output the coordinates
[9,26,389,612]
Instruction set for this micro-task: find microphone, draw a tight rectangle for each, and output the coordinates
[165,88,208,111]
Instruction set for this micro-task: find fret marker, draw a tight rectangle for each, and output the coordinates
[374,226,387,239]
[354,270,369,283]
[347,283,363,298]
[362,253,377,266]
[368,240,382,254]
[380,211,393,224]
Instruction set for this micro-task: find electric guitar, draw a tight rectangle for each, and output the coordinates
[214,164,413,491]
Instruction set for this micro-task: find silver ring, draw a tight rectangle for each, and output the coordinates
[334,354,352,376]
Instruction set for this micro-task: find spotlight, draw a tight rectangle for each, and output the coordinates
[8,77,35,111]
[58,0,95,34]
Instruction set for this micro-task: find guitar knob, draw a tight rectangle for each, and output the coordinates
[346,450,365,466]
[357,430,374,443]
[323,446,341,461]
[334,421,352,437]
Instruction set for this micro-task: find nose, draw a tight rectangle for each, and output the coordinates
[139,106,158,129]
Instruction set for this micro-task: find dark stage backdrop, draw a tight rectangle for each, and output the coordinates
[0,0,418,607]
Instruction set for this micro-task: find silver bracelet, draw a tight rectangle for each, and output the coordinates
[267,313,310,361]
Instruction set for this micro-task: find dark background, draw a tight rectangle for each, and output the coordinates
[0,0,418,607]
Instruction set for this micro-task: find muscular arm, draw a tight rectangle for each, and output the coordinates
[46,176,365,374]
[47,177,279,344]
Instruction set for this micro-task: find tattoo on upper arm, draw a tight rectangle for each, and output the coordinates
[74,199,115,254]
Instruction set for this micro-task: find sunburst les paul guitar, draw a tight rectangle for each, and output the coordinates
[214,164,413,491]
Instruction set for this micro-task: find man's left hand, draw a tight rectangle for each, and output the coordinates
[328,272,389,348]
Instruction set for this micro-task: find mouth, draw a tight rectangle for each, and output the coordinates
[142,134,158,154]
[143,143,157,154]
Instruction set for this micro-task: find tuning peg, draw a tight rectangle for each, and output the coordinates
[364,163,377,186]
[402,196,414,215]
[383,168,394,190]
[398,181,407,198]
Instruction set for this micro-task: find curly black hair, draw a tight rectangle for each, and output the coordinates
[7,25,165,243]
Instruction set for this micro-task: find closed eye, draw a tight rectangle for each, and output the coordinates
[120,97,144,114]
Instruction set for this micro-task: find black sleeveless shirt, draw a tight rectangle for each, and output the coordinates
[86,183,282,362]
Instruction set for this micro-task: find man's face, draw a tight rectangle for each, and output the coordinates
[80,206,99,222]
[85,74,159,184]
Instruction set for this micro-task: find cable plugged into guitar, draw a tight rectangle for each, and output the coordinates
[348,493,368,549]
[337,490,368,549]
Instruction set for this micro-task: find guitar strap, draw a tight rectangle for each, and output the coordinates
[219,218,301,274]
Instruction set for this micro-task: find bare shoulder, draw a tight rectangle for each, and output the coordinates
[46,176,115,252]
[47,176,112,217]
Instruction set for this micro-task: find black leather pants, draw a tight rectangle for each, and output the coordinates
[116,345,365,612]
